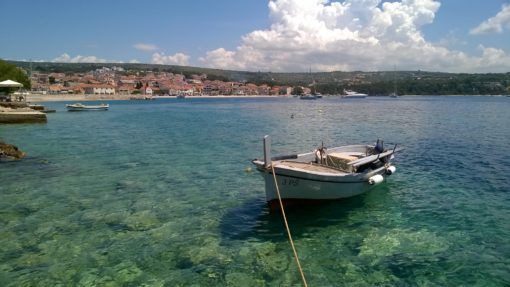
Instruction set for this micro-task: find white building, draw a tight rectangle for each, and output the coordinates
[143,87,153,95]
[84,85,116,95]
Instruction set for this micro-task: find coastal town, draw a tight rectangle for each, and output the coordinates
[20,64,510,97]
[28,66,299,97]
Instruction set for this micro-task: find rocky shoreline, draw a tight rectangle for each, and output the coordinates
[0,140,26,160]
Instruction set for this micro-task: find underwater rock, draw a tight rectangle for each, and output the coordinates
[77,268,114,286]
[103,210,131,226]
[186,237,232,266]
[33,224,59,241]
[238,246,252,259]
[13,252,49,270]
[0,263,12,275]
[0,205,36,226]
[115,179,145,194]
[358,228,450,264]
[162,269,210,286]
[251,242,290,279]
[225,272,264,287]
[123,210,161,231]
[0,140,26,160]
[122,162,141,169]
[113,261,143,284]
[0,231,23,262]
[78,208,131,232]
[131,198,157,212]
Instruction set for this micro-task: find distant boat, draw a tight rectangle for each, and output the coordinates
[343,90,367,98]
[28,104,44,111]
[300,67,322,100]
[389,66,398,98]
[130,95,154,100]
[252,136,400,208]
[66,103,109,111]
[300,94,319,100]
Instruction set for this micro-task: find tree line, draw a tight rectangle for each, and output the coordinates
[0,59,31,93]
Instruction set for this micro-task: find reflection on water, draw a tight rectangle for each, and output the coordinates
[1,96,510,286]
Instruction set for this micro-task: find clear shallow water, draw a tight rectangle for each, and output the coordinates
[1,96,509,286]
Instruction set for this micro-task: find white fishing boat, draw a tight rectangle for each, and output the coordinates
[343,90,367,98]
[66,103,109,111]
[252,136,400,208]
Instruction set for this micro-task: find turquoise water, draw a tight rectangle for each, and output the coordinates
[1,96,509,286]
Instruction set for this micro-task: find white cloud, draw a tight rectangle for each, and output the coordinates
[437,30,466,48]
[52,53,108,63]
[200,0,510,73]
[151,52,190,66]
[199,48,238,70]
[133,43,159,52]
[52,53,140,64]
[470,4,510,35]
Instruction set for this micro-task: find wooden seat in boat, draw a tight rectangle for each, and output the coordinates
[326,152,359,172]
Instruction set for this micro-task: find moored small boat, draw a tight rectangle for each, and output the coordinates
[343,90,367,98]
[66,103,109,111]
[299,94,319,100]
[252,136,401,208]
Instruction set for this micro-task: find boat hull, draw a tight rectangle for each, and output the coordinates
[342,95,367,99]
[66,105,109,111]
[343,90,368,98]
[260,167,387,202]
[299,95,318,100]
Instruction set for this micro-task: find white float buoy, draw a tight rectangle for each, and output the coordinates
[368,174,384,185]
[386,165,396,175]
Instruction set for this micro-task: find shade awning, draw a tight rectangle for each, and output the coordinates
[0,80,23,87]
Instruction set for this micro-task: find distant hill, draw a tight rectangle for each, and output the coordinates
[7,60,510,95]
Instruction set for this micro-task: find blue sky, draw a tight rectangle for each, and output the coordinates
[1,0,509,72]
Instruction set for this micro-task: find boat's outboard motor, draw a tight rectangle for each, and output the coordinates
[375,139,384,154]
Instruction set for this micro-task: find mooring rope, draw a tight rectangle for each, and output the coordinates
[270,164,308,287]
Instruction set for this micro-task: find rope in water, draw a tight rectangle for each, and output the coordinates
[270,164,308,287]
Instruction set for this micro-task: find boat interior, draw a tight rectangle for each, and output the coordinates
[261,140,396,175]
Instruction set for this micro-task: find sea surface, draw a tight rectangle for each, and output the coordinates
[1,96,509,286]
